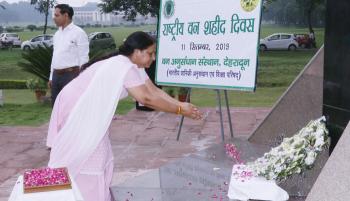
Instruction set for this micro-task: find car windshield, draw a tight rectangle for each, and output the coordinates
[88,33,96,39]
[44,35,53,40]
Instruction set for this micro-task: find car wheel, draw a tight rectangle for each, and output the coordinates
[259,44,267,52]
[23,46,31,51]
[288,44,297,51]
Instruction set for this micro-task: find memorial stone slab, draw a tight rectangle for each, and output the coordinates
[305,122,350,201]
[111,140,305,200]
[248,48,327,197]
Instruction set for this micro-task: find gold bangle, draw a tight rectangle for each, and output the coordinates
[176,105,182,115]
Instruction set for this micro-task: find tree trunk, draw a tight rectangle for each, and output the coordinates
[43,12,48,34]
[307,4,314,33]
[307,11,313,33]
[43,0,49,34]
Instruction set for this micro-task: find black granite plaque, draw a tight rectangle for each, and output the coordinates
[323,0,350,153]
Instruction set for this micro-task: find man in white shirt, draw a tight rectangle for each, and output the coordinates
[49,4,89,105]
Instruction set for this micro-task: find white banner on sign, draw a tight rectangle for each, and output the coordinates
[156,0,262,91]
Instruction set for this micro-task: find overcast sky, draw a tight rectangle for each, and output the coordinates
[2,0,101,7]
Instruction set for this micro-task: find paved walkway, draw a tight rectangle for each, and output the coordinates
[0,107,269,201]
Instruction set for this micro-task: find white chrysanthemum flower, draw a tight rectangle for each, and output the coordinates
[314,138,324,149]
[245,117,328,181]
[305,151,317,166]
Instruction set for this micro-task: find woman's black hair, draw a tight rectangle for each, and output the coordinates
[118,31,155,56]
[80,31,155,72]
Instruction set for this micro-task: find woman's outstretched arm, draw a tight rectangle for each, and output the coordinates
[144,79,181,105]
[127,84,202,120]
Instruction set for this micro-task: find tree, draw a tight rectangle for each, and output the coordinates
[295,0,324,33]
[261,0,325,27]
[99,0,275,21]
[263,0,277,10]
[27,24,37,31]
[30,0,56,34]
[99,0,160,21]
[263,0,302,25]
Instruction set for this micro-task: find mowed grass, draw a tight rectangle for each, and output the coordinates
[0,25,321,80]
[190,87,287,107]
[0,103,52,126]
[0,86,284,126]
[16,25,157,47]
[0,90,138,126]
[0,49,34,80]
[0,25,157,80]
[257,50,318,87]
[3,89,37,104]
[0,25,324,126]
[0,89,51,126]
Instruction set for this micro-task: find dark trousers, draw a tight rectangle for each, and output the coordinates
[51,70,79,106]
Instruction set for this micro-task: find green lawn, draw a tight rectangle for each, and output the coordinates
[0,25,157,80]
[0,103,52,126]
[16,25,157,47]
[0,25,324,126]
[3,89,37,104]
[0,49,34,80]
[0,86,285,126]
[0,90,138,126]
[191,87,287,107]
[257,50,318,87]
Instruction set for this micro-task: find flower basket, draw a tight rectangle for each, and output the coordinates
[23,167,71,193]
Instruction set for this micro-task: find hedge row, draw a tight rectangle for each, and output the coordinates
[0,80,27,89]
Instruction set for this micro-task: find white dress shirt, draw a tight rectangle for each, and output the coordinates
[50,22,89,80]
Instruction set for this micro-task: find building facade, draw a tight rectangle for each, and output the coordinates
[73,9,157,26]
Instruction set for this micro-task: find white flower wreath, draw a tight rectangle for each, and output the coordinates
[247,116,329,181]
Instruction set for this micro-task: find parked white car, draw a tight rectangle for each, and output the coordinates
[21,34,53,50]
[259,33,298,51]
[0,33,22,47]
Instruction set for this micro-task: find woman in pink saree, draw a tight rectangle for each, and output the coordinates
[46,31,202,201]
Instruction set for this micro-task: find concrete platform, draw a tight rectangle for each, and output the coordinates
[0,107,269,201]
